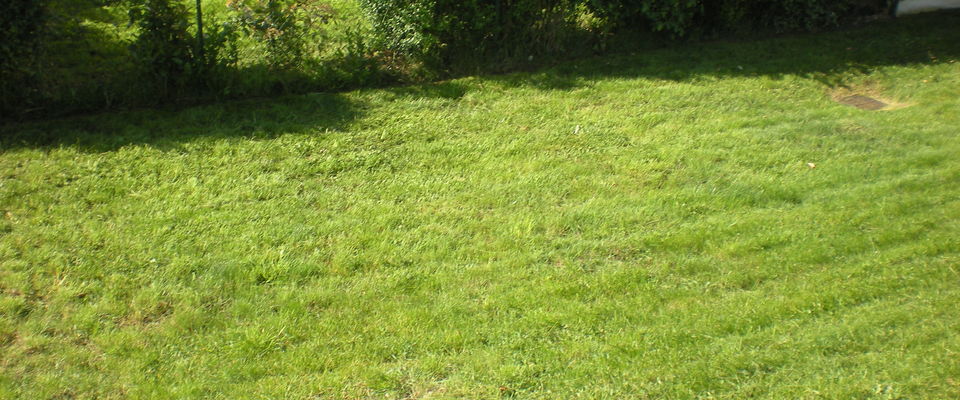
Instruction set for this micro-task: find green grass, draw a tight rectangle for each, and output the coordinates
[2,12,960,400]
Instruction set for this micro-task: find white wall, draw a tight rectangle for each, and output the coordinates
[897,0,960,15]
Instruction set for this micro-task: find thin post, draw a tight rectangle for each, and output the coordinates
[195,0,205,62]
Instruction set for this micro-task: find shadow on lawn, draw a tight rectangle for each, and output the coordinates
[489,10,960,91]
[1,11,958,152]
[0,92,363,153]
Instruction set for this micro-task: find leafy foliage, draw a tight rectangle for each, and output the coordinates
[586,0,893,37]
[127,0,198,96]
[359,0,895,72]
[358,0,585,72]
[227,0,334,69]
[0,0,46,115]
[0,0,45,74]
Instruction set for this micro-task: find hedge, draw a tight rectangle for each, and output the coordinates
[360,0,895,71]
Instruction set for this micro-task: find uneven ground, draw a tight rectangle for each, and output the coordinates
[1,12,959,400]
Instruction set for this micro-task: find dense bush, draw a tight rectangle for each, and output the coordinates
[0,0,46,115]
[360,0,896,73]
[0,0,45,72]
[358,0,586,73]
[708,0,881,33]
[227,0,333,69]
[127,0,201,97]
[585,0,893,37]
[584,0,698,36]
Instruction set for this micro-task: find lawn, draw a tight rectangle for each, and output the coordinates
[1,11,959,400]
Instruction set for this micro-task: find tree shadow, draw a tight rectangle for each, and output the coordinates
[2,11,958,153]
[0,92,364,153]
[379,80,471,101]
[485,11,960,92]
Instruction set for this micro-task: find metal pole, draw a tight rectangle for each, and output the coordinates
[195,0,205,62]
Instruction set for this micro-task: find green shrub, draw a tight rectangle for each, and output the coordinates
[1,0,134,118]
[359,0,891,74]
[0,0,46,116]
[584,0,700,37]
[226,0,334,69]
[0,0,45,71]
[124,0,245,101]
[714,0,853,33]
[587,0,892,37]
[127,0,201,98]
[358,0,585,73]
[321,25,395,89]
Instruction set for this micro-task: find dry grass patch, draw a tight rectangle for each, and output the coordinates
[829,81,913,110]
